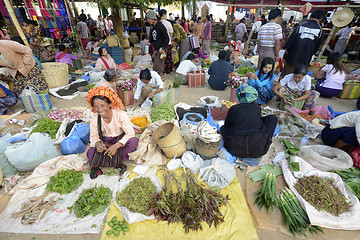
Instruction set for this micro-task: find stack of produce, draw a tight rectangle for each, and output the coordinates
[116,177,157,215]
[254,172,278,212]
[68,185,112,218]
[106,217,129,236]
[46,169,84,194]
[332,168,360,200]
[47,109,84,121]
[32,118,62,139]
[150,104,176,122]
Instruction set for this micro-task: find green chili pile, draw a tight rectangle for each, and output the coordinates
[294,175,351,216]
[150,104,176,122]
[116,177,157,215]
[46,169,84,194]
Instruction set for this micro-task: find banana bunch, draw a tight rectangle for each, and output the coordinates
[196,121,221,143]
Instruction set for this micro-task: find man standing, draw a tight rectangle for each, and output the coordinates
[235,18,247,41]
[334,23,357,56]
[87,14,95,37]
[147,10,169,79]
[77,16,90,51]
[257,9,282,69]
[202,15,212,55]
[281,10,324,77]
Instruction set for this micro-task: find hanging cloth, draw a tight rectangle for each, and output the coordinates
[0,0,8,17]
[24,0,38,18]
[38,0,51,20]
[52,0,60,16]
[57,0,67,16]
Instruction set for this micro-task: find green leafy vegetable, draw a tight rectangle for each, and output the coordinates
[32,117,62,139]
[46,169,84,194]
[237,66,255,75]
[247,164,283,182]
[282,139,300,172]
[68,185,112,218]
[331,168,360,200]
[254,172,278,212]
[86,83,96,89]
[150,104,176,122]
[172,79,181,88]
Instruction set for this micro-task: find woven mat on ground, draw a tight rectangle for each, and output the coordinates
[101,167,258,240]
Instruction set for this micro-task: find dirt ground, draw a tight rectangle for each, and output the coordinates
[1,61,360,240]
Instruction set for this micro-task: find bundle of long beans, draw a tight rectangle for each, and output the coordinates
[278,188,324,237]
[254,172,278,212]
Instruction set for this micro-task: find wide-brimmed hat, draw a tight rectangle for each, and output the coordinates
[332,8,354,28]
[43,38,51,47]
[235,85,258,104]
[87,86,124,112]
[146,10,157,20]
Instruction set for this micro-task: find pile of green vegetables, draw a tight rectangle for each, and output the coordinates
[172,80,181,88]
[294,175,351,216]
[32,117,62,139]
[148,171,230,233]
[254,173,278,212]
[150,104,176,122]
[278,188,323,237]
[116,177,157,215]
[46,169,83,194]
[332,167,360,200]
[106,216,129,236]
[237,67,255,75]
[282,139,300,172]
[68,185,112,218]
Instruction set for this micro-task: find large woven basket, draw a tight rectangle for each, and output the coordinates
[152,122,186,159]
[42,62,69,88]
[107,35,119,47]
[194,138,221,160]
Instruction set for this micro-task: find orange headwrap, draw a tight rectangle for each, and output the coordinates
[87,86,124,112]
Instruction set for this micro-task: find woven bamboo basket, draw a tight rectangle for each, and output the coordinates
[107,35,119,47]
[42,62,69,88]
[194,138,221,160]
[152,122,186,159]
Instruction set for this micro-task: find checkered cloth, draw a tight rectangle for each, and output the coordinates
[235,85,258,104]
[87,86,124,112]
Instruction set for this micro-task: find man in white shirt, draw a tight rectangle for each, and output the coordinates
[252,17,262,33]
[133,69,164,106]
[175,53,198,84]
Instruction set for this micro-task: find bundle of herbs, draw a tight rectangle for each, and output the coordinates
[332,167,360,200]
[68,185,112,218]
[147,171,230,233]
[278,188,323,237]
[294,175,352,216]
[254,172,278,212]
[46,169,84,194]
[32,117,62,139]
[116,177,157,215]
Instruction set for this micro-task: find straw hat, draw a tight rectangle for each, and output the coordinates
[43,38,51,47]
[332,8,354,28]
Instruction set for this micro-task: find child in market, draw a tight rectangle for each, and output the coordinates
[246,57,276,105]
[133,68,164,106]
[175,53,198,85]
[314,52,348,98]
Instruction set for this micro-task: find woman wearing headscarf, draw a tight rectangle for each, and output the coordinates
[220,85,278,158]
[86,87,137,179]
[0,39,48,95]
[95,69,117,91]
[95,47,117,71]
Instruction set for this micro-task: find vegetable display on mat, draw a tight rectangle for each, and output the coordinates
[254,172,278,212]
[278,188,323,237]
[116,177,157,215]
[47,109,84,121]
[106,216,129,236]
[68,185,112,218]
[294,175,352,216]
[150,104,176,122]
[32,117,62,139]
[147,171,230,233]
[331,167,360,200]
[12,193,58,224]
[46,169,84,194]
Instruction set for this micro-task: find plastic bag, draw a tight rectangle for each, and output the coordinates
[209,53,219,63]
[167,158,183,171]
[298,145,353,171]
[0,140,18,177]
[26,109,49,127]
[179,119,197,150]
[89,71,105,83]
[198,96,222,109]
[141,98,153,110]
[0,124,22,137]
[5,133,60,171]
[198,158,236,188]
[217,147,237,163]
[71,123,90,144]
[60,136,86,155]
[113,168,162,223]
[181,151,203,173]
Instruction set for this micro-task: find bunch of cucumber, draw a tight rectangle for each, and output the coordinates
[106,216,129,236]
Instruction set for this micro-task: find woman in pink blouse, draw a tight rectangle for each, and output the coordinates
[95,47,117,71]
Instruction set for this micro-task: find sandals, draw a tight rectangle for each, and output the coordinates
[90,168,103,179]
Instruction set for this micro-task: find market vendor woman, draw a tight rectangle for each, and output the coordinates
[220,85,278,158]
[87,87,138,179]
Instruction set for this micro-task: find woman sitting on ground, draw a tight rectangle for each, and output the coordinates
[95,47,117,71]
[208,50,233,90]
[86,87,138,179]
[133,68,164,106]
[247,57,275,105]
[314,52,347,98]
[95,69,118,91]
[55,44,79,69]
[175,53,198,85]
[272,64,319,109]
[226,41,240,69]
[220,85,278,158]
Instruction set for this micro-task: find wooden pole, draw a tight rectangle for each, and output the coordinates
[71,0,79,23]
[181,3,185,18]
[216,3,360,8]
[316,25,337,61]
[3,0,29,47]
[140,9,144,40]
[224,1,231,37]
[243,28,254,55]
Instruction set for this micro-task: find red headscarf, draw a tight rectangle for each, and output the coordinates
[228,40,240,52]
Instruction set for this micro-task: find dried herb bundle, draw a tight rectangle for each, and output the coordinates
[294,175,352,216]
[116,177,157,215]
[147,171,230,233]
